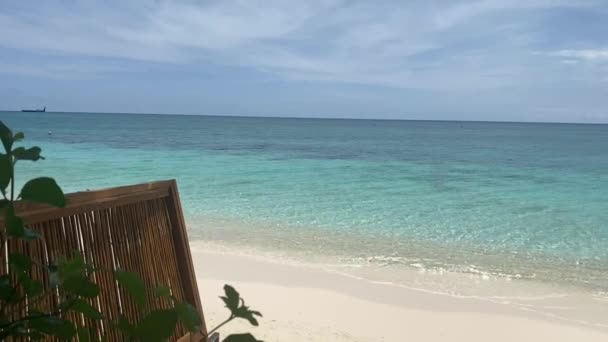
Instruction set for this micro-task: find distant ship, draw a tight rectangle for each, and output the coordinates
[21,106,46,112]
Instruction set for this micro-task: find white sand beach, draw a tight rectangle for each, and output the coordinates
[191,242,608,342]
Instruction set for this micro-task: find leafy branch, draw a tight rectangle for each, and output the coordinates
[207,285,263,339]
[0,120,262,341]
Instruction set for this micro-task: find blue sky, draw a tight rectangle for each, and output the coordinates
[0,0,607,123]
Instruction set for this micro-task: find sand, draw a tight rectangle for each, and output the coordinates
[190,242,608,341]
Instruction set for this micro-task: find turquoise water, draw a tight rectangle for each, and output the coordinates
[2,112,608,291]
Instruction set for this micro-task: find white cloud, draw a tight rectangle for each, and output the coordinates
[560,59,579,64]
[0,0,605,89]
[553,49,608,61]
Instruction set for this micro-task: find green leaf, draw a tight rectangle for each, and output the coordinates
[8,323,31,338]
[234,305,262,326]
[70,299,104,319]
[58,255,86,279]
[63,277,100,298]
[77,326,91,342]
[0,121,13,153]
[0,275,17,301]
[28,330,46,340]
[5,206,24,238]
[153,285,172,298]
[13,132,24,142]
[134,309,178,341]
[23,278,43,297]
[223,333,264,342]
[220,285,262,326]
[115,316,135,337]
[19,177,65,207]
[28,316,76,340]
[13,146,44,161]
[175,303,201,332]
[9,253,32,272]
[220,284,241,312]
[115,270,146,309]
[60,257,99,298]
[0,154,11,191]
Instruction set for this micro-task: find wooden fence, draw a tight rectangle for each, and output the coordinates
[1,180,206,341]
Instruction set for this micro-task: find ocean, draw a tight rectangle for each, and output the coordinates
[2,111,608,299]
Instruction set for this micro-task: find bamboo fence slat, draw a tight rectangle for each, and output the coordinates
[1,180,205,341]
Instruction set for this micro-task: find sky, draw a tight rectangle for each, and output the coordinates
[0,0,607,123]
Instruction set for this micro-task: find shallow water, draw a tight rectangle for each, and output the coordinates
[1,111,607,294]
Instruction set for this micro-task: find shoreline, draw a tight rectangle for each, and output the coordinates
[186,215,608,295]
[191,241,608,341]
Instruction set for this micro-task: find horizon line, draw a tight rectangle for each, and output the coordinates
[0,109,606,126]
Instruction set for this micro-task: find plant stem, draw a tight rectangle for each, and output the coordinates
[0,232,6,260]
[205,315,234,337]
[10,164,14,202]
